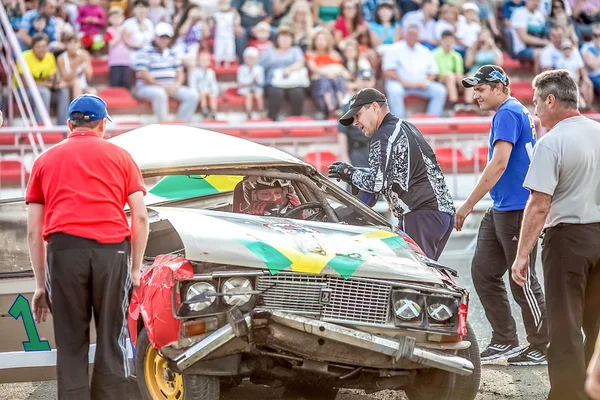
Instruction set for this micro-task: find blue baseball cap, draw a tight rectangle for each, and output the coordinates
[68,94,112,122]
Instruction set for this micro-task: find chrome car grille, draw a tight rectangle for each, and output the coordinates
[256,273,391,325]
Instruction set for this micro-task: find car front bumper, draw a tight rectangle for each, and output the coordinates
[169,310,475,377]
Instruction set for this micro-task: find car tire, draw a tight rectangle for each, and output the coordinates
[135,327,220,400]
[282,383,339,400]
[404,322,481,400]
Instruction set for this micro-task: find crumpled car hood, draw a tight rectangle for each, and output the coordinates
[151,207,444,285]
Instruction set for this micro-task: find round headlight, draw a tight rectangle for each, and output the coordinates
[222,277,253,307]
[427,303,454,322]
[186,282,216,311]
[394,299,422,321]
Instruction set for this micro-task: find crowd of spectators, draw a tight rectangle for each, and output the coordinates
[4,0,600,125]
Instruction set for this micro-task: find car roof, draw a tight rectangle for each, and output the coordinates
[108,124,309,175]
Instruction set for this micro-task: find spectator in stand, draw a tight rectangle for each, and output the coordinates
[570,0,600,25]
[559,38,594,108]
[4,0,26,31]
[333,0,369,45]
[18,0,58,50]
[382,24,447,117]
[538,0,571,18]
[509,0,549,70]
[463,28,503,110]
[550,0,578,45]
[16,33,69,124]
[234,0,273,62]
[474,0,501,37]
[312,0,342,30]
[306,28,347,117]
[271,0,293,27]
[433,30,465,112]
[503,0,525,27]
[279,0,314,51]
[435,4,460,43]
[169,0,189,27]
[340,37,376,97]
[368,1,402,51]
[57,33,96,99]
[252,21,274,54]
[457,3,483,50]
[213,0,240,68]
[76,0,107,53]
[173,5,209,70]
[334,0,378,69]
[123,0,154,50]
[189,52,219,119]
[582,23,600,93]
[237,46,265,119]
[258,26,308,121]
[402,0,439,49]
[133,22,199,123]
[148,0,171,25]
[106,6,133,89]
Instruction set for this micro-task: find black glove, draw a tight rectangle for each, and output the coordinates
[327,161,355,182]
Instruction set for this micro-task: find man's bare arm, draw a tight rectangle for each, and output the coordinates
[27,203,46,290]
[127,191,149,287]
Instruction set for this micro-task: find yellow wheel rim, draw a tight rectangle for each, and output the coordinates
[143,344,184,400]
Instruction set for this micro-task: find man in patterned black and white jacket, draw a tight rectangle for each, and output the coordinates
[328,88,455,261]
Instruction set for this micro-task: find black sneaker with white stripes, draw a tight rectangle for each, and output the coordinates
[507,346,548,366]
[480,343,523,361]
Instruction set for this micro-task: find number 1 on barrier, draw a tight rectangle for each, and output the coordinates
[8,294,51,352]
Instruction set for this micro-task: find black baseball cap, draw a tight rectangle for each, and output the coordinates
[339,88,387,126]
[461,65,510,88]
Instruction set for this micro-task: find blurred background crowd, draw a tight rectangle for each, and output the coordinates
[3,0,600,125]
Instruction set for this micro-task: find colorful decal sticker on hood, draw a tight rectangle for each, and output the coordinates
[239,228,409,279]
[149,175,242,200]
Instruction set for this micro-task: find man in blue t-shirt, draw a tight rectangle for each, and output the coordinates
[456,65,548,366]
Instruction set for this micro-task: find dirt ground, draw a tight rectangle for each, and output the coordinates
[0,358,549,400]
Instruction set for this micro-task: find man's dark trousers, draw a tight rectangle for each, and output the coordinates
[471,208,548,348]
[46,233,132,400]
[542,223,600,400]
[401,208,454,261]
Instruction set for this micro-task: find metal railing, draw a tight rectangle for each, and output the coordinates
[0,3,52,158]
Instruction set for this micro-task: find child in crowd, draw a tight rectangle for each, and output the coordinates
[3,0,25,31]
[457,3,482,49]
[189,52,219,119]
[174,5,210,69]
[77,0,107,53]
[148,0,171,26]
[433,30,465,112]
[213,0,239,68]
[559,38,594,109]
[57,33,96,99]
[252,21,273,55]
[237,46,265,119]
[106,6,132,88]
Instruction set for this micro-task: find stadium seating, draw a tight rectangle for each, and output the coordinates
[435,147,474,172]
[304,150,337,173]
[0,159,29,184]
[285,116,326,137]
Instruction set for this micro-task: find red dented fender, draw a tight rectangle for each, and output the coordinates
[128,255,194,349]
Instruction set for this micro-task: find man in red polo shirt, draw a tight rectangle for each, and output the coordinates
[25,94,149,400]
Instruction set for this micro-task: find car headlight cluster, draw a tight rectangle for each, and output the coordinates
[392,290,457,326]
[186,282,217,311]
[222,277,253,307]
[183,277,255,314]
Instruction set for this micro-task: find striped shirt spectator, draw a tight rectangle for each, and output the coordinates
[133,22,199,123]
[133,43,182,86]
